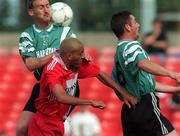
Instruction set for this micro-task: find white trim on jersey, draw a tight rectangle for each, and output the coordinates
[20,32,33,42]
[123,41,139,52]
[47,53,68,71]
[46,24,54,32]
[47,59,57,71]
[70,33,76,38]
[19,46,35,53]
[52,53,68,70]
[32,24,54,33]
[19,40,33,47]
[33,24,41,33]
[124,50,143,66]
[60,27,71,43]
[117,40,129,46]
[123,44,142,58]
[27,47,35,53]
[150,93,169,135]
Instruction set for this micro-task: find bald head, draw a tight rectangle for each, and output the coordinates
[59,38,84,56]
[58,38,85,69]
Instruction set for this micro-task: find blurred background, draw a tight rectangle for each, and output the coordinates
[0,0,180,136]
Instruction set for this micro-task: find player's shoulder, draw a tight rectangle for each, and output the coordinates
[19,25,34,39]
[53,25,76,38]
[46,58,59,71]
[120,40,142,51]
[21,25,34,34]
[46,53,67,72]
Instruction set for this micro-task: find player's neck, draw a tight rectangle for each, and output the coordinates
[35,21,51,30]
[119,34,135,41]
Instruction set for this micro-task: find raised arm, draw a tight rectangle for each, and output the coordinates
[96,71,137,108]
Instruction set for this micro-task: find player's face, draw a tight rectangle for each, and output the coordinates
[29,0,51,24]
[129,15,140,40]
[70,46,84,68]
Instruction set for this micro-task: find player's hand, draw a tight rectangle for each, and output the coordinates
[91,101,106,109]
[169,72,180,82]
[123,93,138,109]
[177,75,180,86]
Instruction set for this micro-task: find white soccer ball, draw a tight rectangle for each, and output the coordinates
[51,2,73,26]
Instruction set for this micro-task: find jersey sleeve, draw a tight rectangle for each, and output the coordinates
[44,61,64,92]
[78,60,100,78]
[59,26,76,43]
[123,42,148,75]
[19,31,36,58]
[65,26,76,38]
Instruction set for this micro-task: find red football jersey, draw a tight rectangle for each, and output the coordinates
[35,53,100,120]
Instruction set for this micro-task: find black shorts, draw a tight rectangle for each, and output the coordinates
[23,83,40,113]
[122,92,174,136]
[23,82,80,113]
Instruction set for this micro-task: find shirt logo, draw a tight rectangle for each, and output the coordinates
[65,74,78,96]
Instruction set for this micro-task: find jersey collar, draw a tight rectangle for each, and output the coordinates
[117,40,139,46]
[33,24,54,33]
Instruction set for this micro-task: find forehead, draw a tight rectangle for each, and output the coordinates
[129,15,135,21]
[32,0,49,6]
[73,45,84,54]
[76,45,84,52]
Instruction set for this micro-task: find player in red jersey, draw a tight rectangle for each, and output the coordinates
[28,38,137,136]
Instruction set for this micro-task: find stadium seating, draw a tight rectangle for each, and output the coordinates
[149,55,162,64]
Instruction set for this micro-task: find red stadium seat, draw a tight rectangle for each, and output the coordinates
[166,46,180,57]
[164,64,180,72]
[149,55,161,64]
[101,120,122,136]
[158,76,176,86]
[84,47,98,60]
[99,47,116,56]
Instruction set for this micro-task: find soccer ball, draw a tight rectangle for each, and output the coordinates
[51,2,73,26]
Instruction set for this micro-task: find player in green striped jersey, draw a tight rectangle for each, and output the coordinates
[16,0,76,135]
[111,11,180,136]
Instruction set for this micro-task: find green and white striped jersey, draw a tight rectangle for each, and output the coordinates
[19,24,76,59]
[112,40,156,101]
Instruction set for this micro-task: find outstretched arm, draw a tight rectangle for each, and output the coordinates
[155,81,180,94]
[52,84,106,109]
[137,59,180,81]
[96,71,137,108]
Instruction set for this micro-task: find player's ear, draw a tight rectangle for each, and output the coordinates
[28,9,34,16]
[67,53,73,60]
[125,24,131,32]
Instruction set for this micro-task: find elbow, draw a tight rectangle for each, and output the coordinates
[137,61,144,69]
[28,68,34,72]
[26,65,35,72]
[25,58,40,72]
[57,97,68,104]
[137,59,148,69]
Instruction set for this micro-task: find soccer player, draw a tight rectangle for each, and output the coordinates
[110,11,180,136]
[17,0,76,135]
[28,38,137,136]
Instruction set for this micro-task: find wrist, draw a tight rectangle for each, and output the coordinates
[168,71,174,78]
[89,100,94,105]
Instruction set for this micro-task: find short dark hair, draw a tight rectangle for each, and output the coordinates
[26,0,33,10]
[110,11,132,38]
